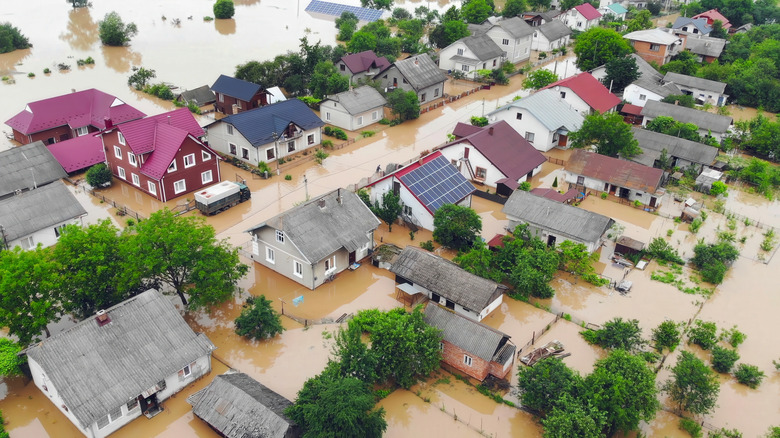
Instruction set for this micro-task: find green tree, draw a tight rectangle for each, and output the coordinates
[385,88,420,121]
[541,394,607,438]
[85,163,113,187]
[651,320,681,353]
[603,56,639,94]
[663,351,720,416]
[647,237,685,264]
[734,363,765,389]
[661,94,697,108]
[347,30,378,53]
[711,346,740,373]
[625,10,654,32]
[557,240,599,280]
[522,69,559,90]
[454,240,504,282]
[361,0,394,10]
[372,191,402,231]
[0,338,24,376]
[528,0,553,10]
[397,19,425,53]
[127,209,248,308]
[517,357,583,416]
[213,0,235,19]
[429,20,470,49]
[309,61,349,99]
[234,295,284,340]
[518,181,532,191]
[503,0,528,17]
[574,28,633,72]
[462,0,493,23]
[98,11,138,46]
[0,23,31,54]
[0,409,8,438]
[582,318,644,352]
[691,239,739,284]
[432,204,482,251]
[498,227,559,298]
[710,20,728,38]
[330,324,379,383]
[570,112,641,158]
[710,180,728,196]
[687,320,719,350]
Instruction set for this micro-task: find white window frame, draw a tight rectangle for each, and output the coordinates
[126,398,139,412]
[201,170,213,184]
[243,147,251,160]
[266,147,275,161]
[202,150,211,161]
[131,173,140,186]
[117,166,126,180]
[168,160,177,173]
[326,112,331,121]
[128,152,137,167]
[173,179,186,194]
[108,405,122,422]
[229,143,237,155]
[287,140,296,153]
[307,134,315,145]
[276,230,285,243]
[461,64,470,72]
[118,132,126,145]
[639,94,647,101]
[457,48,464,55]
[525,132,535,143]
[114,145,122,159]
[76,126,88,136]
[324,255,336,274]
[147,181,157,195]
[266,247,276,264]
[357,116,364,126]
[183,153,196,168]
[20,236,34,250]
[464,355,473,367]
[54,224,68,238]
[372,111,378,121]
[294,260,303,278]
[226,124,233,135]
[219,93,224,103]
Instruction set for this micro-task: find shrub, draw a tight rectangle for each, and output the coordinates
[98,12,138,46]
[361,130,376,138]
[0,338,25,376]
[518,181,531,191]
[378,117,391,125]
[687,320,718,350]
[0,23,31,54]
[27,72,34,78]
[284,174,292,181]
[689,217,703,233]
[502,61,515,74]
[711,346,740,373]
[679,417,703,438]
[420,240,434,251]
[321,139,333,148]
[600,192,607,199]
[647,237,684,264]
[734,363,765,389]
[297,95,321,109]
[43,68,51,74]
[85,163,113,187]
[234,295,284,340]
[721,325,746,347]
[314,149,329,164]
[213,0,235,19]
[710,180,728,196]
[470,116,489,127]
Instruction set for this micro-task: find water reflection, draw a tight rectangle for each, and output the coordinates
[60,7,100,51]
[0,48,32,76]
[102,45,142,73]
[214,19,236,35]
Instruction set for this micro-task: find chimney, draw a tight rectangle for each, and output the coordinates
[318,198,326,209]
[337,188,343,205]
[104,117,113,129]
[488,126,494,135]
[167,115,171,125]
[95,309,111,326]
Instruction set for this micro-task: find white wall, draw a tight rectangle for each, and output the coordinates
[562,10,600,31]
[532,32,570,53]
[486,27,531,64]
[207,121,321,166]
[321,100,384,131]
[554,86,592,114]
[623,84,664,107]
[564,171,661,208]
[489,109,558,152]
[9,217,83,250]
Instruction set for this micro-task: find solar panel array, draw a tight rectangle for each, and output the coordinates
[305,0,385,22]
[400,155,475,213]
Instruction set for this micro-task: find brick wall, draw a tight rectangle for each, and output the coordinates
[441,340,490,381]
[632,41,670,66]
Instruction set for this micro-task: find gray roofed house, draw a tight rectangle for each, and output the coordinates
[495,16,535,39]
[502,190,614,252]
[538,20,572,41]
[320,86,387,131]
[188,372,301,438]
[438,34,506,79]
[672,17,712,35]
[630,128,719,172]
[462,34,505,61]
[378,54,447,103]
[683,35,727,61]
[663,72,726,94]
[390,246,507,322]
[25,289,216,437]
[612,54,682,106]
[641,100,732,138]
[246,189,381,290]
[175,85,216,106]
[0,140,67,199]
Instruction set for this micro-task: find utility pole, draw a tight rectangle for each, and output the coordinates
[304,174,309,201]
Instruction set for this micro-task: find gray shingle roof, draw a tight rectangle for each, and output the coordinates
[390,246,506,312]
[0,182,86,241]
[324,85,387,115]
[468,22,492,36]
[218,99,325,147]
[496,17,534,39]
[0,141,67,198]
[489,89,584,133]
[502,190,614,244]
[538,20,572,41]
[423,303,513,362]
[176,85,216,105]
[630,128,719,167]
[684,36,727,58]
[247,189,380,264]
[629,54,682,98]
[460,34,505,61]
[25,289,215,429]
[663,72,726,94]
[392,54,447,91]
[188,373,300,438]
[641,100,733,133]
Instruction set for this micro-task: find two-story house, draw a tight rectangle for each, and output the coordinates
[531,20,572,52]
[485,17,534,64]
[438,34,506,79]
[335,50,391,84]
[562,3,602,31]
[377,54,447,103]
[541,72,621,114]
[623,28,685,66]
[211,74,270,116]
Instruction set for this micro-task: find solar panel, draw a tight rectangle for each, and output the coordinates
[399,156,476,214]
[305,0,385,22]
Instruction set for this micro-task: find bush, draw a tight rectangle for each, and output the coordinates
[647,237,684,265]
[297,95,321,109]
[721,325,746,347]
[687,320,718,350]
[314,149,329,164]
[85,163,112,187]
[420,240,434,251]
[27,72,34,78]
[679,417,703,438]
[689,217,703,233]
[321,139,333,148]
[43,68,51,74]
[0,23,31,54]
[470,116,489,127]
[284,174,292,181]
[98,12,138,46]
[234,295,284,340]
[213,0,235,19]
[711,346,740,373]
[519,181,531,191]
[734,363,765,389]
[600,192,608,199]
[691,240,739,284]
[652,320,681,353]
[143,83,174,100]
[710,180,728,196]
[0,338,25,376]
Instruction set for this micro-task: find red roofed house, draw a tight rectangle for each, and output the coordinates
[619,103,644,125]
[436,121,547,197]
[5,89,145,145]
[562,3,602,31]
[542,72,621,115]
[336,50,391,85]
[101,108,221,202]
[47,135,106,173]
[692,9,731,30]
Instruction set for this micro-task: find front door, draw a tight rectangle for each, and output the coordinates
[349,251,356,265]
[558,134,567,146]
[392,181,401,197]
[650,197,657,208]
[547,235,557,247]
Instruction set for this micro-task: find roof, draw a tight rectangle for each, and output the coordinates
[423,303,513,363]
[439,121,547,182]
[573,3,601,20]
[530,187,579,203]
[693,9,731,28]
[623,28,682,45]
[452,123,484,138]
[542,72,621,113]
[0,141,67,196]
[621,103,644,115]
[641,100,733,132]
[502,189,614,244]
[305,0,384,22]
[616,235,645,251]
[388,54,447,92]
[219,99,324,147]
[211,74,265,101]
[672,17,712,35]
[46,135,105,173]
[390,246,506,311]
[489,89,584,133]
[494,17,534,39]
[247,189,380,264]
[630,128,719,167]
[5,88,145,136]
[663,72,726,94]
[566,149,664,193]
[458,34,505,61]
[537,20,572,41]
[607,3,628,14]
[324,85,387,115]
[684,35,727,58]
[339,50,390,74]
[176,85,216,105]
[0,183,86,242]
[467,22,492,36]
[25,289,215,429]
[266,86,288,104]
[188,373,299,438]
[629,54,682,98]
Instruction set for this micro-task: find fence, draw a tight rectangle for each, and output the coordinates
[546,156,566,166]
[515,313,565,358]
[87,189,146,221]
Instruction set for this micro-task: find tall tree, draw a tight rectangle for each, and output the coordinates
[462,0,493,23]
[651,320,682,353]
[309,61,349,99]
[234,295,285,340]
[429,20,470,48]
[517,357,583,416]
[603,56,639,94]
[503,0,528,17]
[454,240,504,282]
[570,112,641,158]
[522,69,559,90]
[581,317,644,352]
[625,9,654,32]
[541,394,607,438]
[372,191,403,231]
[432,204,482,251]
[528,0,553,10]
[98,11,138,46]
[663,351,720,416]
[574,28,633,72]
[385,89,420,121]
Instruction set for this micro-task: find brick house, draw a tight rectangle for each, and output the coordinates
[211,74,270,116]
[623,29,685,66]
[101,108,221,202]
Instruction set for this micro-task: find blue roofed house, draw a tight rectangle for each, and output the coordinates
[600,3,628,20]
[205,99,325,166]
[672,16,712,36]
[211,74,271,116]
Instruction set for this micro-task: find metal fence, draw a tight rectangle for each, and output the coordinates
[87,189,146,221]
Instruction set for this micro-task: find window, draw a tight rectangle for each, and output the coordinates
[266,247,276,264]
[502,38,509,45]
[174,179,186,194]
[127,398,139,412]
[307,134,315,145]
[475,167,487,180]
[20,236,34,250]
[324,256,336,273]
[649,43,660,52]
[54,224,68,238]
[128,152,137,167]
[46,137,55,145]
[76,126,88,136]
[114,146,122,159]
[183,154,196,168]
[266,147,275,161]
[294,260,303,278]
[403,205,412,215]
[577,21,583,28]
[464,355,473,367]
[276,230,285,243]
[457,48,464,55]
[287,141,296,152]
[461,65,469,72]
[516,112,523,120]
[201,170,213,184]
[117,166,126,179]
[639,94,647,100]
[181,364,192,378]
[553,133,559,143]
[229,143,237,155]
[326,112,331,121]
[148,181,157,195]
[402,78,408,84]
[357,116,364,126]
[434,88,439,97]
[372,111,378,121]
[577,175,585,185]
[109,405,122,422]
[131,173,140,186]
[237,100,242,109]
[493,59,497,67]
[339,63,345,71]
[525,132,535,143]
[242,147,250,160]
[560,91,566,99]
[118,132,126,145]
[420,93,426,102]
[226,124,233,135]
[202,150,211,161]
[168,160,177,173]
[219,93,224,103]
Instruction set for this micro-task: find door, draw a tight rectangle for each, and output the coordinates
[349,251,356,265]
[558,134,567,146]
[392,181,401,197]
[547,235,557,247]
[619,187,631,198]
[650,197,657,208]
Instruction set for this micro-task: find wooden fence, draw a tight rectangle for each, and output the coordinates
[546,156,566,166]
[87,189,146,221]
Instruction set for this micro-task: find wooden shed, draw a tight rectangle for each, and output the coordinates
[615,236,645,256]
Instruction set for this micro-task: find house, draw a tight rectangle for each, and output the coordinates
[671,17,712,36]
[565,149,665,208]
[600,3,628,21]
[531,20,572,52]
[423,303,515,381]
[211,74,270,115]
[662,72,728,106]
[174,85,216,107]
[641,100,733,141]
[541,72,621,114]
[5,88,145,145]
[188,372,301,438]
[321,86,387,131]
[24,289,216,438]
[336,50,391,84]
[562,3,602,31]
[366,151,476,231]
[246,189,380,290]
[470,17,534,64]
[102,108,222,202]
[598,54,682,107]
[0,141,67,199]
[377,54,447,103]
[683,35,727,63]
[266,86,288,104]
[619,103,645,125]
[501,189,614,251]
[206,99,324,167]
[391,246,508,321]
[623,28,685,66]
[438,34,506,79]
[0,182,86,250]
[436,121,547,196]
[692,9,731,30]
[630,128,720,173]
[522,11,561,27]
[47,135,106,174]
[530,187,580,203]
[488,89,584,152]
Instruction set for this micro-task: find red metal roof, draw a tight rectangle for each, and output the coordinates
[566,149,663,193]
[542,72,621,113]
[693,9,731,28]
[530,187,579,203]
[452,123,484,139]
[574,3,601,20]
[117,108,204,155]
[340,50,391,75]
[487,234,507,248]
[46,135,105,173]
[5,89,145,135]
[621,104,644,116]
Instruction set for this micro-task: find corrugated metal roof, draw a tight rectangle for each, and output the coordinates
[46,135,106,173]
[25,289,215,429]
[489,89,584,133]
[423,303,511,362]
[324,85,387,115]
[0,182,86,241]
[0,141,67,197]
[672,17,712,35]
[460,34,505,61]
[629,54,682,98]
[542,72,621,113]
[211,74,264,101]
[641,100,732,133]
[624,28,681,45]
[693,9,731,28]
[566,149,664,193]
[683,36,727,58]
[219,99,324,147]
[538,20,572,41]
[176,85,216,105]
[574,3,602,20]
[339,50,390,74]
[630,128,719,167]
[663,72,726,94]
[118,108,204,155]
[391,54,447,92]
[608,3,628,14]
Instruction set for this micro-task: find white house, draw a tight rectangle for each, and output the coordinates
[562,3,602,31]
[377,53,447,103]
[542,72,621,114]
[24,289,215,438]
[481,17,534,64]
[599,3,628,20]
[488,89,584,152]
[641,100,733,141]
[609,54,683,107]
[438,34,506,79]
[531,20,572,52]
[320,86,387,131]
[662,72,728,106]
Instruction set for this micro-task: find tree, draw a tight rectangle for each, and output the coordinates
[330,324,379,383]
[561,0,584,9]
[541,394,607,438]
[734,363,765,389]
[663,351,720,416]
[385,89,420,121]
[603,56,639,94]
[691,240,739,284]
[213,0,235,19]
[503,0,528,18]
[462,0,493,23]
[454,240,504,282]
[710,20,728,38]
[432,204,482,251]
[574,28,633,72]
[0,23,31,54]
[285,373,387,438]
[570,112,641,158]
[711,346,740,373]
[499,227,560,299]
[625,10,654,32]
[529,0,553,10]
[309,61,349,99]
[652,320,681,353]
[646,1,662,14]
[347,30,378,53]
[647,237,684,264]
[517,357,583,416]
[0,338,24,376]
[0,410,8,438]
[372,191,402,231]
[98,12,138,46]
[429,20,470,49]
[557,240,600,281]
[519,181,532,191]
[127,209,248,308]
[361,0,394,10]
[687,320,719,350]
[85,163,113,187]
[522,69,559,90]
[234,295,284,340]
[581,318,644,352]
[0,246,61,345]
